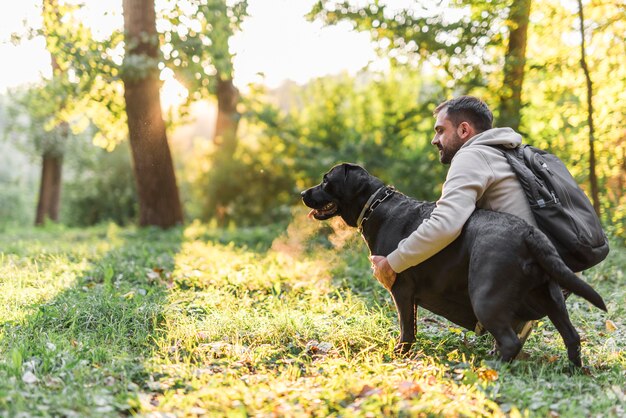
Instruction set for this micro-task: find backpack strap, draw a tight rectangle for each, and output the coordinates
[488,144,552,208]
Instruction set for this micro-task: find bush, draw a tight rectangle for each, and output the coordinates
[61,141,138,226]
[181,70,450,226]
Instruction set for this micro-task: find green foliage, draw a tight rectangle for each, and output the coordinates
[4,84,70,157]
[183,70,451,226]
[278,71,448,199]
[61,142,138,227]
[308,0,511,86]
[0,224,624,416]
[0,102,38,230]
[159,0,249,102]
[521,0,626,234]
[307,0,626,236]
[40,1,127,150]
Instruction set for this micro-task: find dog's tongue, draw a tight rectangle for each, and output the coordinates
[307,209,316,219]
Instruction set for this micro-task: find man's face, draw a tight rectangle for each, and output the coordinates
[431,109,465,164]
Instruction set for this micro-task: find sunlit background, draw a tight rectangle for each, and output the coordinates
[0,0,624,235]
[0,0,381,97]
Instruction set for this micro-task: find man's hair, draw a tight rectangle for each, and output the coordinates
[434,96,493,133]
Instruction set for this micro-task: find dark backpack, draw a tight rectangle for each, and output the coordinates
[495,144,609,271]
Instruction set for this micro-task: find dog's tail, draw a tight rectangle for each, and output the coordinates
[524,228,607,312]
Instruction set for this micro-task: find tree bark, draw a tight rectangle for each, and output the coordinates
[214,77,240,157]
[35,151,63,225]
[576,0,601,216]
[122,0,183,228]
[36,0,66,225]
[211,76,240,225]
[497,0,532,131]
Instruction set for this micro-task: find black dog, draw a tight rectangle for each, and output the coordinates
[301,163,607,366]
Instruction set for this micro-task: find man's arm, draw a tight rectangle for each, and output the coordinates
[372,149,494,289]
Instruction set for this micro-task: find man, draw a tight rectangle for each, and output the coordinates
[370,95,536,338]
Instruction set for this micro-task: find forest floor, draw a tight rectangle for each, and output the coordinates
[1,213,624,417]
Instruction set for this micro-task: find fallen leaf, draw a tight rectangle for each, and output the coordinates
[357,384,381,398]
[43,375,63,389]
[22,371,38,384]
[606,320,618,332]
[398,380,423,399]
[305,340,332,356]
[305,340,320,354]
[317,342,332,354]
[478,368,499,382]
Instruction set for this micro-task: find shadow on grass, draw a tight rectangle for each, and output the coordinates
[0,225,184,416]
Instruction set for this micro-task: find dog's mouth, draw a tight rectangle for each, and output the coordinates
[307,202,338,220]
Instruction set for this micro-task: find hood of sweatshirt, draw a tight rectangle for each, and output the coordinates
[461,127,522,149]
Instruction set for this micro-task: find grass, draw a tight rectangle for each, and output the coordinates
[0,213,624,417]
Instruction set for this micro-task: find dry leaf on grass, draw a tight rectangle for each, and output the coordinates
[605,320,618,332]
[356,384,381,398]
[398,381,423,399]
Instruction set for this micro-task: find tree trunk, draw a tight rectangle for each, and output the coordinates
[214,77,240,157]
[35,0,66,226]
[35,151,63,225]
[576,0,601,216]
[497,0,532,131]
[122,0,183,228]
[212,76,240,225]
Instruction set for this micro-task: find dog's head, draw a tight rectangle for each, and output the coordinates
[301,163,384,227]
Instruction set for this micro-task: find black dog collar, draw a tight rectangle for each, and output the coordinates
[357,186,395,231]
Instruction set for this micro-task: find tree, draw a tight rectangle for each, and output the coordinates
[520,0,625,231]
[159,0,248,222]
[122,0,183,228]
[576,0,600,215]
[497,0,532,130]
[310,0,541,130]
[35,0,68,225]
[309,1,511,89]
[6,0,127,226]
[160,0,247,150]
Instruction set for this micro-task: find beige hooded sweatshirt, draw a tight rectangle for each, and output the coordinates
[387,127,537,273]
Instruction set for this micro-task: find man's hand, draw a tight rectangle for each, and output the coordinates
[370,255,397,291]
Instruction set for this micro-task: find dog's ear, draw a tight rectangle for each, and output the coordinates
[342,163,365,180]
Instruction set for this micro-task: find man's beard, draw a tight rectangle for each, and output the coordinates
[438,132,464,164]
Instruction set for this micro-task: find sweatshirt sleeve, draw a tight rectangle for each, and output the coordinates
[386,149,494,273]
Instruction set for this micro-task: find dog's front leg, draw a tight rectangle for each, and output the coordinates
[391,278,416,354]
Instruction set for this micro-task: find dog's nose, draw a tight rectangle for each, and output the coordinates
[300,190,306,198]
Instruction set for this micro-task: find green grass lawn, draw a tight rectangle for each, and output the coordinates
[1,214,624,417]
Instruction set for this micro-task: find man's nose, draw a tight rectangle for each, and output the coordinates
[431,136,438,146]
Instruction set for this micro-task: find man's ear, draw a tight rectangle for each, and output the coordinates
[457,121,474,140]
